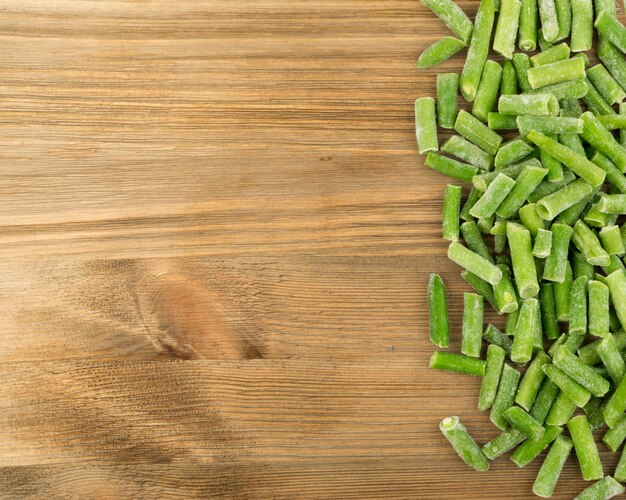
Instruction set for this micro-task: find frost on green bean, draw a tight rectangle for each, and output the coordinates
[437,73,460,129]
[419,0,474,45]
[460,0,495,101]
[415,97,438,154]
[418,37,466,68]
[493,0,522,59]
[439,416,490,472]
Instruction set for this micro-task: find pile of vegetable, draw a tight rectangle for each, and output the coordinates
[417,0,626,497]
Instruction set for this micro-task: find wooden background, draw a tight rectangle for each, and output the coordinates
[0,1,623,498]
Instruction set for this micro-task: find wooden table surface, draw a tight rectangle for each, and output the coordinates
[0,1,623,498]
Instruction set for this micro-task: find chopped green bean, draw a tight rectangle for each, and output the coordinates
[518,203,545,237]
[530,378,560,423]
[418,37,466,69]
[440,416,490,472]
[507,223,540,298]
[599,194,626,214]
[510,425,563,466]
[436,73,460,128]
[595,9,626,54]
[589,280,611,338]
[540,282,561,341]
[598,333,626,384]
[591,152,626,193]
[461,270,499,310]
[425,152,480,182]
[603,414,626,451]
[600,225,625,256]
[568,414,603,480]
[581,112,626,172]
[527,57,586,89]
[491,364,522,429]
[482,428,527,459]
[587,64,626,105]
[443,136,493,172]
[546,391,577,425]
[554,0,572,41]
[572,220,611,267]
[530,42,571,66]
[516,351,552,410]
[428,274,450,348]
[419,0,474,45]
[499,93,560,116]
[470,174,516,219]
[538,0,560,41]
[461,220,493,262]
[487,112,519,129]
[442,185,462,242]
[532,435,573,498]
[536,178,594,220]
[543,224,574,283]
[501,60,518,95]
[570,275,589,337]
[533,229,553,258]
[415,97,438,154]
[454,110,503,156]
[462,293,484,358]
[479,344,507,411]
[493,0,522,59]
[579,330,626,365]
[605,270,626,333]
[472,61,503,122]
[460,188,482,220]
[484,324,514,354]
[553,346,611,396]
[512,53,533,91]
[517,115,583,136]
[496,165,548,218]
[512,298,540,364]
[574,475,625,500]
[621,103,626,147]
[543,363,591,406]
[460,0,495,101]
[571,0,594,51]
[504,406,545,439]
[519,0,538,50]
[429,351,487,376]
[598,37,626,94]
[495,264,519,313]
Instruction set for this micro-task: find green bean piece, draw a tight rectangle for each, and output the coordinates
[589,280,610,339]
[538,30,554,51]
[574,475,625,500]
[460,0,495,101]
[460,188,482,220]
[532,435,573,498]
[491,364,521,429]
[418,37,466,69]
[538,0,560,41]
[487,112,519,129]
[518,0,538,50]
[442,185,462,242]
[498,94,560,116]
[572,220,611,267]
[603,414,626,451]
[592,0,616,17]
[598,37,626,94]
[588,64,626,105]
[429,351,487,377]
[436,73,459,129]
[472,61,503,122]
[579,330,626,365]
[527,130,606,187]
[600,195,626,214]
[606,270,626,333]
[569,276,589,337]
[602,254,625,275]
[493,0,522,58]
[518,203,545,237]
[605,369,626,427]
[586,198,613,228]
[533,229,553,259]
[496,166,548,218]
[495,139,535,168]
[510,425,563,467]
[581,112,626,172]
[483,324,514,354]
[448,242,501,286]
[461,271,499,311]
[500,60,518,95]
[494,264,519,313]
[573,249,595,281]
[568,415,603,480]
[462,293,484,358]
[469,174,516,219]
[587,398,609,431]
[415,97,438,154]
[555,187,598,226]
[454,110,503,156]
[559,133,586,158]
[530,43,571,67]
[482,428,527,459]
[479,344,507,411]
[439,416,490,472]
[543,224,574,283]
[511,298,540,364]
[517,116,583,136]
[555,0,573,41]
[554,346,611,397]
[546,391,577,425]
[531,378,560,424]
[512,53,533,91]
[428,274,450,348]
[540,284,560,342]
[425,152,480,183]
[543,364,591,406]
[460,220,493,263]
[515,351,552,411]
[570,0,594,51]
[600,225,626,256]
[527,57,586,89]
[419,0,474,45]
[599,333,626,385]
[595,9,626,54]
[504,406,545,439]
[527,80,588,102]
[599,115,626,130]
[621,103,626,147]
[507,223,540,298]
[591,152,626,194]
[536,178,594,221]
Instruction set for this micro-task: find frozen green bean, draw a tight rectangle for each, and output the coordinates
[530,378,560,424]
[538,0,560,41]
[496,165,548,218]
[553,346,611,396]
[462,293,484,358]
[439,416,490,472]
[493,0,522,58]
[600,225,625,255]
[483,324,514,354]
[494,264,519,313]
[482,428,527,459]
[415,97,438,154]
[504,406,545,439]
[606,270,626,333]
[460,0,495,101]
[595,9,626,54]
[501,60,518,95]
[516,351,551,410]
[425,152,480,182]
[512,298,540,364]
[536,178,594,220]
[518,0,538,50]
[442,185,462,242]
[516,115,583,136]
[546,391,577,425]
[418,37,466,68]
[581,112,626,172]
[574,475,625,500]
[454,110,503,156]
[591,152,626,193]
[569,276,589,337]
[589,280,611,338]
[572,250,595,281]
[429,351,487,376]
[479,344,507,411]
[587,64,626,105]
[533,229,553,258]
[530,42,570,67]
[507,223,540,298]
[571,0,594,51]
[419,0,474,45]
[461,220,493,262]
[472,61,503,122]
[578,330,626,365]
[598,37,626,94]
[598,115,626,130]
[469,174,516,219]
[494,139,534,167]
[512,53,533,91]
[527,130,606,187]
[436,73,460,128]
[555,187,598,226]
[605,369,626,427]
[527,57,586,89]
[555,0,572,41]
[543,223,574,283]
[442,136,493,171]
[448,242,501,285]
[543,363,591,406]
[498,93,560,116]
[603,414,626,451]
[599,194,626,214]
[532,435,573,498]
[461,270,499,310]
[621,103,626,147]
[598,333,626,384]
[510,425,563,467]
[491,364,521,429]
[568,415,603,480]
[572,220,611,267]
[428,274,450,348]
[460,188,482,220]
[487,112,519,129]
[540,282,561,341]
[518,203,545,237]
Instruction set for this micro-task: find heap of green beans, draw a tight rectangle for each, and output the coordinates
[418,0,626,497]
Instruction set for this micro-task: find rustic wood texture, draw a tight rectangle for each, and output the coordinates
[1,0,624,498]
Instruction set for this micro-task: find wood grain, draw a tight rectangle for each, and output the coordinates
[0,0,624,498]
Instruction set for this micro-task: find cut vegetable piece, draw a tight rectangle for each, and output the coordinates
[429,351,486,377]
[532,435,573,498]
[589,280,610,338]
[510,425,563,467]
[418,37,466,68]
[491,364,521,429]
[504,406,545,439]
[454,110,503,156]
[437,73,460,128]
[568,415,604,481]
[425,152,479,182]
[461,293,484,358]
[440,416,490,472]
[460,0,495,101]
[516,351,551,410]
[553,346,611,397]
[479,344,507,411]
[507,223,540,298]
[498,93,560,116]
[543,363,591,407]
[419,0,474,45]
[571,0,594,51]
[574,476,625,500]
[527,57,586,89]
[472,61,503,122]
[415,97,438,154]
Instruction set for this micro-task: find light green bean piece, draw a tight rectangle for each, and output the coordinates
[418,37,466,68]
[595,9,626,54]
[598,37,626,94]
[518,203,545,237]
[460,0,495,101]
[519,0,538,50]
[516,351,551,410]
[587,64,626,105]
[494,264,519,313]
[482,428,527,459]
[554,0,572,41]
[543,363,591,407]
[536,178,594,220]
[591,152,626,193]
[507,223,540,298]
[501,60,518,95]
[574,476,625,500]
[491,364,521,429]
[448,242,502,285]
[472,61,503,122]
[539,282,560,340]
[517,115,583,136]
[498,94,560,116]
[546,391,577,425]
[606,270,626,333]
[603,414,626,451]
[539,0,560,41]
[510,425,563,467]
[442,136,493,171]
[429,351,487,376]
[571,0,594,51]
[600,225,625,255]
[415,97,438,154]
[479,344,507,411]
[419,0,474,45]
[527,57,586,89]
[553,346,611,397]
[487,112,519,129]
[533,229,553,258]
[568,415,603,481]
[599,194,626,214]
[530,42,570,66]
[532,435,573,498]
[512,53,533,91]
[598,333,626,384]
[442,185,462,242]
[494,138,534,167]
[543,223,573,283]
[462,293,484,358]
[496,165,548,218]
[589,280,610,338]
[437,73,460,129]
[440,416,490,472]
[493,0,522,58]
[582,112,626,173]
[512,298,540,364]
[454,110,503,156]
[425,152,479,182]
[504,406,545,439]
[525,79,589,99]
